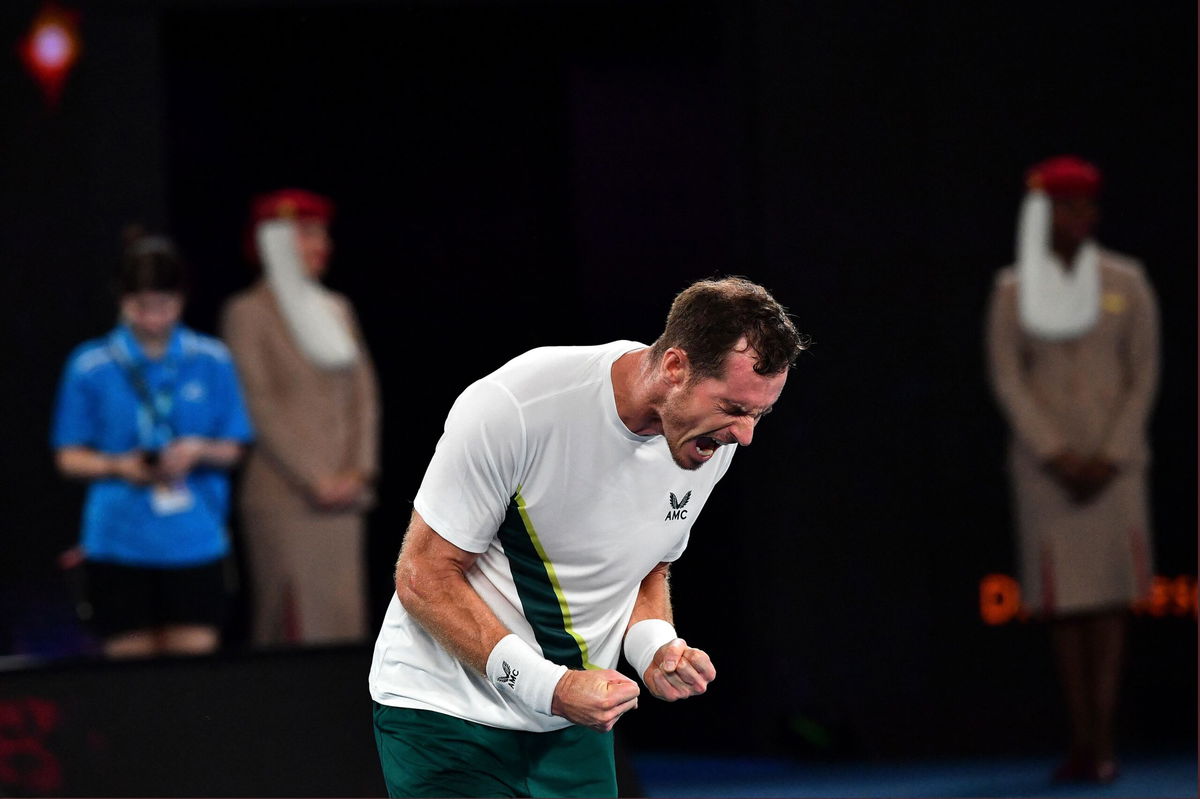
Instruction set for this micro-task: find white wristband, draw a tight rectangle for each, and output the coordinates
[623,619,679,682]
[485,634,569,717]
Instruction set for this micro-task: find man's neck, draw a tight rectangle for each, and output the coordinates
[611,348,662,436]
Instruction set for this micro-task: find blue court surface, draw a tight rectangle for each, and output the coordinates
[632,749,1197,798]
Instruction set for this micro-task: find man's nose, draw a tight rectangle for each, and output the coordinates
[729,417,756,447]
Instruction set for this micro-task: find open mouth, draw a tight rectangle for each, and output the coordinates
[694,435,722,459]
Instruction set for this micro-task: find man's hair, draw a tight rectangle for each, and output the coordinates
[649,276,808,379]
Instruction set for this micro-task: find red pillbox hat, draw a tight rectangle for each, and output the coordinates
[1025,155,1102,198]
[251,188,335,224]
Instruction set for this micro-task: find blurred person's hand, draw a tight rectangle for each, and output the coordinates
[1044,450,1116,504]
[112,452,157,485]
[1045,449,1084,479]
[310,470,368,511]
[57,546,84,570]
[157,437,207,482]
[1074,457,1118,504]
[1044,450,1089,502]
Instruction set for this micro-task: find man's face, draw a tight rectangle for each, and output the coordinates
[120,290,183,342]
[658,342,788,471]
[1051,194,1099,252]
[295,219,332,279]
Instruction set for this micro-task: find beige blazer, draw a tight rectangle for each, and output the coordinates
[219,281,381,645]
[220,281,380,512]
[986,248,1158,615]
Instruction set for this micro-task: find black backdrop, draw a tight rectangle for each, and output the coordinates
[1,0,1194,763]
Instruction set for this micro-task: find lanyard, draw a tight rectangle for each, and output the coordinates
[108,332,178,450]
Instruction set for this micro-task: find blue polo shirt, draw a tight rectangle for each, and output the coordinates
[51,324,255,567]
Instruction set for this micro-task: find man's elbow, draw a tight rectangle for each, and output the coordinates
[394,561,425,612]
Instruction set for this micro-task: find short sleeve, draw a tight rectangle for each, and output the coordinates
[211,355,255,443]
[50,353,99,450]
[414,378,526,553]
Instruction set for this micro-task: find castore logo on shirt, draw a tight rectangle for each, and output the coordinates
[665,491,691,521]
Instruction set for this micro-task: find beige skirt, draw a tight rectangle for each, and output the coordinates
[1010,446,1154,617]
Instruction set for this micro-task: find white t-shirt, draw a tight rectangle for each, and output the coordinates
[368,341,736,731]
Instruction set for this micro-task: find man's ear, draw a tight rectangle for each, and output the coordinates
[661,347,690,387]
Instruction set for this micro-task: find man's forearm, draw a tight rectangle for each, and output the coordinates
[396,565,509,676]
[393,511,511,676]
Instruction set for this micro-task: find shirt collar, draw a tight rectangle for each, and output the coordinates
[112,323,185,366]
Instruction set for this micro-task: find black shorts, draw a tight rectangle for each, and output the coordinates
[82,558,231,638]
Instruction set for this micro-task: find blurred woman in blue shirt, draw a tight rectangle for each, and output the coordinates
[51,233,254,658]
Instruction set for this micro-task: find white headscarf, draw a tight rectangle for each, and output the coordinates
[256,219,360,370]
[1015,189,1100,341]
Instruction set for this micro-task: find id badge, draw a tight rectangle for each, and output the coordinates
[151,483,195,516]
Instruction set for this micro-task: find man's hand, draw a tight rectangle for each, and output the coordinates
[550,668,640,732]
[642,638,716,702]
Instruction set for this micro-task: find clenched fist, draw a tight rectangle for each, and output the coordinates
[642,638,716,702]
[551,668,640,732]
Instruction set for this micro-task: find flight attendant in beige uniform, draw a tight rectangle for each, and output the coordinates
[986,156,1159,784]
[220,188,381,648]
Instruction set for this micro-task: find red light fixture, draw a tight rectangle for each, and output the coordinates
[19,4,81,108]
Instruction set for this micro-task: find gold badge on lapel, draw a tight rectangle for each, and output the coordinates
[1102,292,1126,314]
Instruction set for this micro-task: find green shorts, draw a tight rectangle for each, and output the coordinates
[373,702,616,798]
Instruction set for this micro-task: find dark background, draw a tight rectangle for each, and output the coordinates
[0,0,1194,785]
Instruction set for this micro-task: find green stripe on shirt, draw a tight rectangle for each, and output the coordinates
[497,490,594,669]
